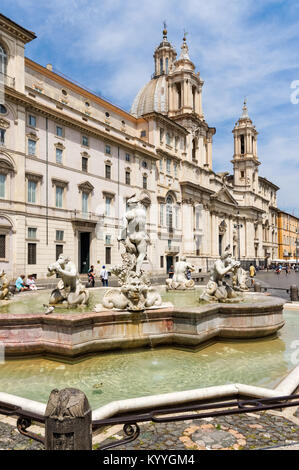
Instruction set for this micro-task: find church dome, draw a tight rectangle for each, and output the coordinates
[130,74,168,118]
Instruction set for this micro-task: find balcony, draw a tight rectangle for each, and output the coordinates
[71,210,99,225]
[0,72,15,88]
[165,245,180,255]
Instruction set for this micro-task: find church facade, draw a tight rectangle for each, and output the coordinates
[0,15,278,279]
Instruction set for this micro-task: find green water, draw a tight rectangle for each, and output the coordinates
[0,286,204,314]
[0,309,297,409]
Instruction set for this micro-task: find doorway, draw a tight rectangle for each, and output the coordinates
[79,232,90,273]
[166,255,173,274]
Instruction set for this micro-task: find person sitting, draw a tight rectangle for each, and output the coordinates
[15,275,29,292]
[26,274,37,291]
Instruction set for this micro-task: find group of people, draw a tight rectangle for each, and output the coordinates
[15,274,37,292]
[88,265,109,287]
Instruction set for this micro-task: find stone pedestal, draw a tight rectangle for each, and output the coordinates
[45,388,92,450]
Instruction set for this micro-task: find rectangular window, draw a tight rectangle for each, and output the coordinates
[166,159,171,173]
[143,175,147,189]
[56,148,63,164]
[174,163,177,177]
[125,171,130,185]
[240,171,245,178]
[160,256,164,268]
[56,186,63,208]
[28,180,37,203]
[140,130,146,138]
[28,115,36,127]
[125,153,130,162]
[56,244,63,259]
[28,227,37,239]
[105,246,111,265]
[160,128,164,143]
[0,174,5,198]
[0,234,5,258]
[56,230,64,241]
[82,157,88,172]
[28,243,37,265]
[28,139,36,156]
[82,135,89,146]
[105,234,111,245]
[160,204,164,226]
[56,126,63,137]
[105,164,111,179]
[82,191,88,214]
[105,197,111,216]
[0,129,5,145]
[105,144,111,155]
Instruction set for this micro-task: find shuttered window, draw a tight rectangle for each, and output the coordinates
[28,243,36,265]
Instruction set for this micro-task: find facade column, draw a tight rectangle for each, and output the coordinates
[182,200,194,254]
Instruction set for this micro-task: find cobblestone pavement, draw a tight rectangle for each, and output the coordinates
[96,409,299,451]
[255,271,299,300]
[0,420,44,450]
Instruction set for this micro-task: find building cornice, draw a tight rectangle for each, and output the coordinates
[25,58,138,123]
[5,86,160,161]
[0,14,36,43]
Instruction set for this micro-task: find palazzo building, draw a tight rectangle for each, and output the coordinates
[0,15,279,278]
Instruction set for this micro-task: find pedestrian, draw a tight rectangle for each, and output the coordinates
[249,263,255,286]
[15,274,29,292]
[168,265,174,279]
[88,265,95,287]
[100,265,109,287]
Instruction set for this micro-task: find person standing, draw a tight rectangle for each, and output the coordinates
[100,265,109,287]
[88,265,95,287]
[249,263,256,286]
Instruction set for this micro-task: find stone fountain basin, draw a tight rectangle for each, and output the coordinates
[0,293,285,357]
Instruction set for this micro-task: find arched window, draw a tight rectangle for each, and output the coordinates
[165,58,169,74]
[176,83,181,109]
[0,44,7,76]
[192,86,196,112]
[192,138,197,160]
[166,195,173,231]
[160,58,163,74]
[240,135,245,155]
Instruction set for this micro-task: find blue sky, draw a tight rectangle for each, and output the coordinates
[2,0,299,215]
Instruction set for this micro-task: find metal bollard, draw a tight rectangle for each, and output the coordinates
[254,282,261,292]
[45,388,92,450]
[290,285,299,302]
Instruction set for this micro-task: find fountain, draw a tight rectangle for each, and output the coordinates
[47,254,89,307]
[0,193,287,359]
[0,270,13,300]
[200,245,244,302]
[95,193,162,312]
[165,257,195,290]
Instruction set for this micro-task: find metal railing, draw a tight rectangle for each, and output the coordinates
[0,393,299,450]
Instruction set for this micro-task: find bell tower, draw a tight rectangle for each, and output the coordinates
[232,100,260,191]
[153,24,177,77]
[168,34,204,118]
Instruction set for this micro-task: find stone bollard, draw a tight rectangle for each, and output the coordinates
[254,282,262,292]
[290,285,299,302]
[45,388,92,450]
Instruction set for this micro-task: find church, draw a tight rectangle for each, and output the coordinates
[0,14,278,278]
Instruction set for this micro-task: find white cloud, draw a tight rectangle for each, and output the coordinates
[2,0,299,214]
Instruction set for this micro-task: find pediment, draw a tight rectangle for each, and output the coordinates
[211,187,238,206]
[78,181,94,193]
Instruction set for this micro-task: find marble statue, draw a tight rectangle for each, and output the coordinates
[200,245,242,302]
[96,193,162,312]
[47,254,89,307]
[232,266,249,291]
[166,257,195,290]
[0,270,12,300]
